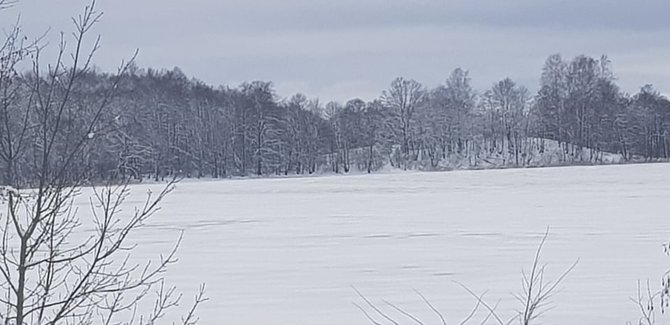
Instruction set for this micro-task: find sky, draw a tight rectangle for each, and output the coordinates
[1,0,669,102]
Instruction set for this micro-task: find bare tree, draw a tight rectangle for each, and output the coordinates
[383,77,426,170]
[481,78,531,166]
[0,1,205,324]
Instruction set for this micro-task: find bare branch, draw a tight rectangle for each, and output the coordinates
[353,287,400,325]
[383,300,425,325]
[454,281,507,325]
[180,283,208,325]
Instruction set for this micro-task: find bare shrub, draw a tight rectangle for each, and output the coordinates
[355,229,577,325]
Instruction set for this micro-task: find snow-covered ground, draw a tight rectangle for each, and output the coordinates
[83,163,670,324]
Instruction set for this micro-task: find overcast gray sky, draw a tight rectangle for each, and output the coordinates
[2,0,669,102]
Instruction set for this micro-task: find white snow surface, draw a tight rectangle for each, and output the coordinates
[75,163,670,324]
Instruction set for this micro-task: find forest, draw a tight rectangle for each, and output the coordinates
[2,51,670,186]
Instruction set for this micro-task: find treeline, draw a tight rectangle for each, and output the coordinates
[1,54,670,185]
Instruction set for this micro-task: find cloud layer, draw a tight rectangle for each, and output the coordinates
[2,0,669,101]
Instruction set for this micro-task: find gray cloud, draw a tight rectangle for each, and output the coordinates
[109,0,670,33]
[1,0,669,101]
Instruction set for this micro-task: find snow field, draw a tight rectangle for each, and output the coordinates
[74,163,670,324]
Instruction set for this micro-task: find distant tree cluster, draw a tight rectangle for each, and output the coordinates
[2,52,669,185]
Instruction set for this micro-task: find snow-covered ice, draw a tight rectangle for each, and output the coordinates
[80,163,670,324]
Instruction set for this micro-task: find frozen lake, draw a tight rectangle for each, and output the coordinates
[104,163,670,324]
